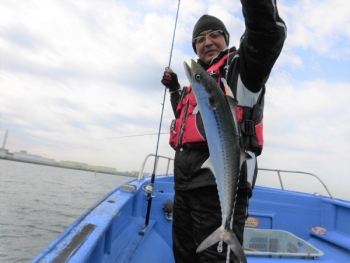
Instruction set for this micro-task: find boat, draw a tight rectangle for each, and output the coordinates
[32,153,350,263]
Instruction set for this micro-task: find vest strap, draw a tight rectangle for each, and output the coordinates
[241,120,255,136]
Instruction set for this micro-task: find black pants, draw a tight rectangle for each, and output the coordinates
[172,185,250,263]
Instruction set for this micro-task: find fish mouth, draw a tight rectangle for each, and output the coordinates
[183,61,192,82]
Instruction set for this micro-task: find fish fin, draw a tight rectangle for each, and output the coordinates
[226,94,250,168]
[208,94,217,109]
[193,105,199,115]
[225,95,238,116]
[225,94,238,106]
[201,157,216,177]
[225,95,238,122]
[196,227,221,253]
[183,61,192,83]
[225,228,247,263]
[225,95,243,148]
[240,149,250,168]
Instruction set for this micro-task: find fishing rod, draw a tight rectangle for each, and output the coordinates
[140,0,181,235]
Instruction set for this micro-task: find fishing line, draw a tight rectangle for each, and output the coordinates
[225,7,237,263]
[152,0,181,173]
[100,132,168,140]
[225,6,235,80]
[140,0,181,234]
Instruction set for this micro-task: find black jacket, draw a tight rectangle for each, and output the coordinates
[170,0,286,190]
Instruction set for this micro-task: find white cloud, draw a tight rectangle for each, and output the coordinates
[279,0,350,57]
[260,72,350,200]
[265,74,350,149]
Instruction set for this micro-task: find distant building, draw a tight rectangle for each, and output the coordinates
[0,148,9,157]
[1,130,8,149]
[60,160,89,169]
[0,144,117,174]
[88,165,98,171]
[87,165,117,173]
[14,151,42,162]
[96,166,116,173]
[41,157,56,164]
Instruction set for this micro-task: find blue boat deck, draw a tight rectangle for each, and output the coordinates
[32,175,350,263]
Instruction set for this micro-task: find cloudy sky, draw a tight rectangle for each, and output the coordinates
[1,0,349,200]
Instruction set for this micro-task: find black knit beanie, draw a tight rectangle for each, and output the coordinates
[192,14,230,54]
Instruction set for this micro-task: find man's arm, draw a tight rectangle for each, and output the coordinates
[161,68,181,116]
[169,88,182,116]
[239,0,287,92]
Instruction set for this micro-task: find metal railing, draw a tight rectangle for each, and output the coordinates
[258,168,334,199]
[137,154,334,199]
[138,154,174,180]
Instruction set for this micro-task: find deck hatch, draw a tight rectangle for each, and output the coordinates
[121,183,137,193]
[244,228,323,258]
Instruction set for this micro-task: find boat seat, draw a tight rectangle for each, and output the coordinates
[310,230,350,251]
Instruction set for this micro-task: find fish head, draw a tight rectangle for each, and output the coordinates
[183,59,223,109]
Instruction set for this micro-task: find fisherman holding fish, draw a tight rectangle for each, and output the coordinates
[161,1,286,262]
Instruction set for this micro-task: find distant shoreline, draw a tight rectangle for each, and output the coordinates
[0,157,139,178]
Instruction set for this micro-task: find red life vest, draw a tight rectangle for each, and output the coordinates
[169,52,264,155]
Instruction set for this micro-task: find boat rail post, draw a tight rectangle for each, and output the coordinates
[138,154,152,180]
[277,171,284,190]
[166,159,171,175]
[258,168,334,199]
[138,154,174,180]
[140,0,181,235]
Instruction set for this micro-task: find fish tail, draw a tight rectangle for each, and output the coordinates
[225,228,247,263]
[196,228,247,263]
[196,227,221,253]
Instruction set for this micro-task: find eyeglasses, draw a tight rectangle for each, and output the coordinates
[192,30,224,45]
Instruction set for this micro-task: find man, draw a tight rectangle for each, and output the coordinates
[161,1,286,262]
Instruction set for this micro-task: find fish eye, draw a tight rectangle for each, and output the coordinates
[195,74,201,81]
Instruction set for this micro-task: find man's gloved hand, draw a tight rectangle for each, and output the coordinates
[161,67,180,91]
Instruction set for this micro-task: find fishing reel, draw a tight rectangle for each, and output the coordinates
[142,184,155,198]
[142,184,164,199]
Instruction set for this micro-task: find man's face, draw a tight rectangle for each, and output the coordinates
[194,29,227,64]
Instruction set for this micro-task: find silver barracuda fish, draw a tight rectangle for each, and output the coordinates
[183,59,247,263]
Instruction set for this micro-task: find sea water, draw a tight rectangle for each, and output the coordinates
[0,159,131,263]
